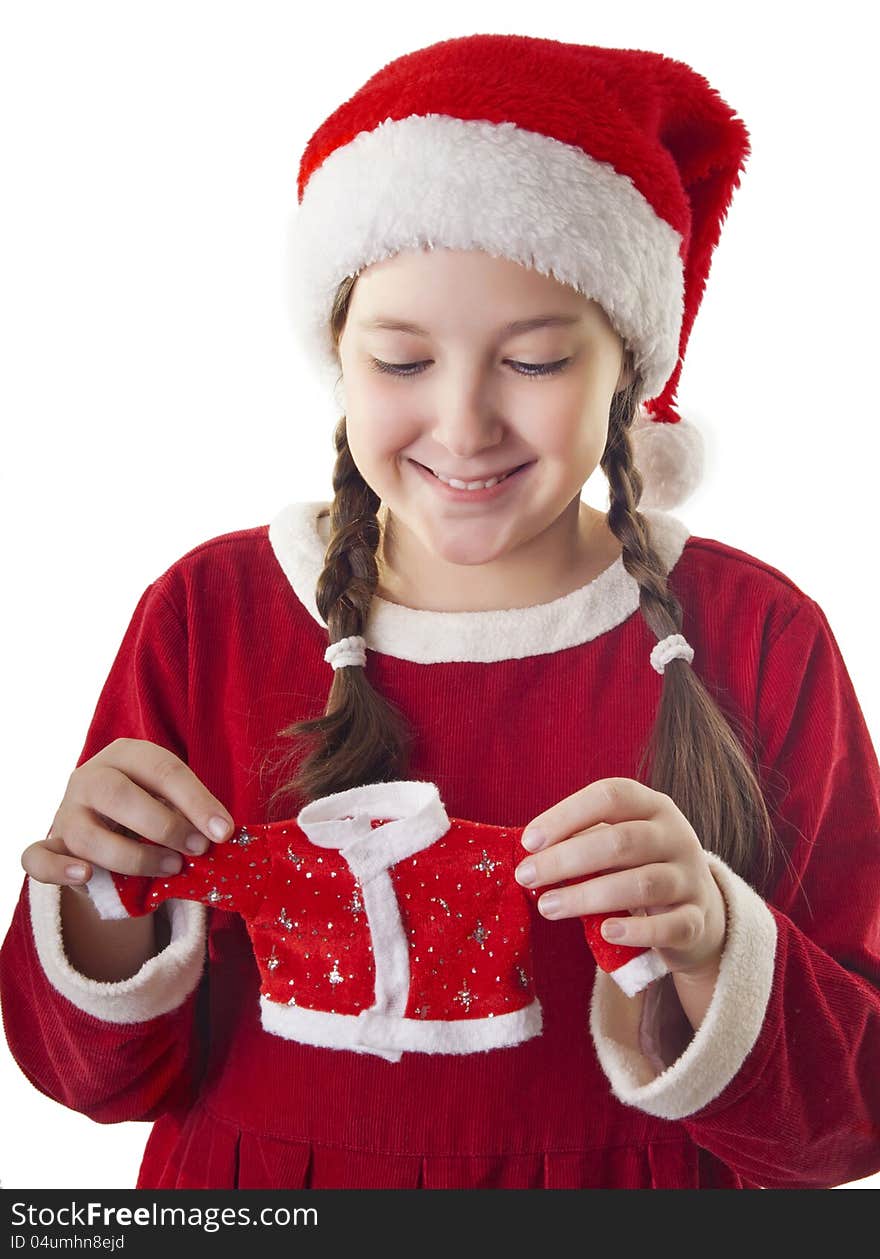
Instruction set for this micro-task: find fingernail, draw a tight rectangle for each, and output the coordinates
[185,834,208,854]
[602,920,626,940]
[521,829,545,852]
[65,864,87,882]
[208,817,231,841]
[160,854,184,873]
[539,893,562,916]
[515,861,537,886]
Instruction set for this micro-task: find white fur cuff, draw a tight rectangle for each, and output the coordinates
[27,878,207,1024]
[589,852,778,1119]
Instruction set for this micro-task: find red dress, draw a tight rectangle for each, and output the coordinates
[2,500,879,1188]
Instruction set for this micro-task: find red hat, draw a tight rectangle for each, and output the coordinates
[84,780,667,1063]
[288,33,750,509]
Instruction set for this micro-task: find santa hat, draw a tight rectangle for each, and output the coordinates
[287,33,751,509]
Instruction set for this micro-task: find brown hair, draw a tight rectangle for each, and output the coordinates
[260,272,787,897]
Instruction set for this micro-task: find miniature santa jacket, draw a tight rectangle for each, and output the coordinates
[84,780,668,1063]
[2,500,880,1190]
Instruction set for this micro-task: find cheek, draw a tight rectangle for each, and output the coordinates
[562,380,612,451]
[347,405,421,472]
[526,401,606,464]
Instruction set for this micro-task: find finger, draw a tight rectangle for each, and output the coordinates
[600,904,704,950]
[86,739,235,850]
[21,832,94,887]
[515,820,657,888]
[40,809,190,880]
[522,777,668,853]
[535,861,686,919]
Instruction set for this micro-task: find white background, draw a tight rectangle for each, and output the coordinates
[1,0,878,1190]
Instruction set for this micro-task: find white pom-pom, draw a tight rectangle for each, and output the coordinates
[630,406,705,509]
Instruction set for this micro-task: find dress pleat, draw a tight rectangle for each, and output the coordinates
[139,1106,237,1189]
[646,1139,701,1189]
[542,1150,607,1189]
[136,1111,185,1189]
[237,1128,312,1189]
[171,1106,239,1189]
[539,1146,648,1189]
[421,1153,545,1189]
[307,1143,423,1189]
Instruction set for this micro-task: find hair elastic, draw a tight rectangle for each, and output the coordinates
[324,635,367,670]
[650,633,694,675]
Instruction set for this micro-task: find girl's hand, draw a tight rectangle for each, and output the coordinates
[20,738,236,894]
[514,777,727,978]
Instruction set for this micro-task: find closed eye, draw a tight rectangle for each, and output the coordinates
[368,357,571,379]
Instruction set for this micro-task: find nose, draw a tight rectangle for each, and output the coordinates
[429,369,506,456]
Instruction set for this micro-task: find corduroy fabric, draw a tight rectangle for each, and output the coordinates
[2,502,879,1189]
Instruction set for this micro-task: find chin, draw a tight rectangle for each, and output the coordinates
[428,529,518,566]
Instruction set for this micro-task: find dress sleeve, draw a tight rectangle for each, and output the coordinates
[589,597,880,1188]
[0,578,210,1123]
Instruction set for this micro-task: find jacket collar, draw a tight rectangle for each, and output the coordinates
[297,780,450,880]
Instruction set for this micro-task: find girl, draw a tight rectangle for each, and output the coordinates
[2,32,879,1190]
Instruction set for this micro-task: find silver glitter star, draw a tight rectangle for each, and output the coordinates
[265,948,280,972]
[206,887,232,905]
[231,828,256,847]
[327,959,344,986]
[470,921,489,949]
[454,982,475,1012]
[287,845,304,867]
[278,908,293,930]
[347,886,364,915]
[473,849,500,876]
[515,965,529,989]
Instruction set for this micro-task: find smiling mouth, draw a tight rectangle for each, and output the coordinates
[413,460,530,484]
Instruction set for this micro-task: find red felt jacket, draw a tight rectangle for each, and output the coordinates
[80,778,669,1064]
[2,500,879,1189]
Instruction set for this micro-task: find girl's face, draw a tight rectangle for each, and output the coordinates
[336,247,631,609]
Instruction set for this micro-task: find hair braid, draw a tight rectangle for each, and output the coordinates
[261,415,413,816]
[601,384,784,895]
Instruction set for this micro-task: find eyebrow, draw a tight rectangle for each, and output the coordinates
[359,314,583,337]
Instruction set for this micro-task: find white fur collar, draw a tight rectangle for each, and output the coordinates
[268,500,690,663]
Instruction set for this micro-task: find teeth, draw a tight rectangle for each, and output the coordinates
[431,466,516,489]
